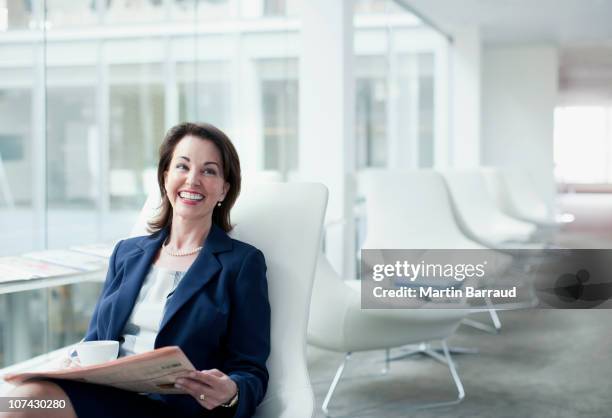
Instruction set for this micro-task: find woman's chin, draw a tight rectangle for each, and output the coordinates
[173,209,210,223]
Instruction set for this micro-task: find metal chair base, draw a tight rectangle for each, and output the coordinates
[463,303,502,334]
[464,287,540,334]
[321,340,465,417]
[389,342,478,365]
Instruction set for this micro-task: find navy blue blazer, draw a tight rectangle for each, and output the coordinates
[84,224,271,418]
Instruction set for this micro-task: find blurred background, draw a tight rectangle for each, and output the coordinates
[1,1,612,415]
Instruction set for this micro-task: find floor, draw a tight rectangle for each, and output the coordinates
[306,193,612,418]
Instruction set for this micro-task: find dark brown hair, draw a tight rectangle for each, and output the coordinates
[148,122,241,233]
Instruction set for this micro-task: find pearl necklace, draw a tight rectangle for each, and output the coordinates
[162,241,203,257]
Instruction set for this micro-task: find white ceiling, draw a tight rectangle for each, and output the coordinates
[402,0,612,46]
[401,0,612,100]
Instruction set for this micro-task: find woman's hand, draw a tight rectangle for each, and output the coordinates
[174,369,238,410]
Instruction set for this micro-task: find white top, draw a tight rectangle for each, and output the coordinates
[119,265,185,357]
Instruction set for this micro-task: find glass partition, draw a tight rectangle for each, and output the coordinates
[0,0,297,370]
[259,58,298,177]
[0,0,449,370]
[351,0,451,263]
[353,0,449,169]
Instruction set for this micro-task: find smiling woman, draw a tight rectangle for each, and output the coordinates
[2,122,270,418]
[151,122,242,235]
[162,137,229,233]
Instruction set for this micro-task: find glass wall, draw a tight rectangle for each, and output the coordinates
[0,0,449,369]
[354,1,449,169]
[0,0,297,369]
[351,0,450,262]
[259,58,299,177]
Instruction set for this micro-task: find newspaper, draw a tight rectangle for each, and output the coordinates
[0,257,80,283]
[0,264,32,282]
[70,243,116,259]
[3,346,195,394]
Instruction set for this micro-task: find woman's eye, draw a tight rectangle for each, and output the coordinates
[176,163,188,170]
[203,168,217,176]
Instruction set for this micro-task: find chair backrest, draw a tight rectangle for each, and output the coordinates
[307,255,356,352]
[233,183,327,418]
[129,189,160,238]
[141,167,158,196]
[358,169,483,249]
[482,167,553,225]
[131,183,329,418]
[441,169,536,244]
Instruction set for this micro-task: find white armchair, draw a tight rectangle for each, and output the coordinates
[132,182,329,418]
[481,167,574,230]
[357,169,516,333]
[233,183,328,418]
[358,169,485,250]
[441,169,543,249]
[308,256,467,415]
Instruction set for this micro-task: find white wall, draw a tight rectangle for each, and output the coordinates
[481,45,558,207]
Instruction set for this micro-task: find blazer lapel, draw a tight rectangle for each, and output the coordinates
[106,229,168,340]
[157,224,233,334]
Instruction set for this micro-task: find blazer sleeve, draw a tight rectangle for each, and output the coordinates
[224,248,271,418]
[84,240,123,341]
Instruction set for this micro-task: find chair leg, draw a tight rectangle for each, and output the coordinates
[394,340,466,410]
[320,341,466,416]
[381,348,390,375]
[485,297,502,329]
[465,272,540,334]
[462,317,500,334]
[463,298,503,334]
[387,343,425,361]
[322,352,351,416]
[389,342,478,364]
[439,340,466,405]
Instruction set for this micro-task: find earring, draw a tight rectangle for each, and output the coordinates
[217,201,222,207]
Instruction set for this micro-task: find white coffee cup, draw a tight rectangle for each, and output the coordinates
[75,341,119,366]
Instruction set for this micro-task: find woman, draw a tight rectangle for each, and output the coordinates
[3,122,271,418]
